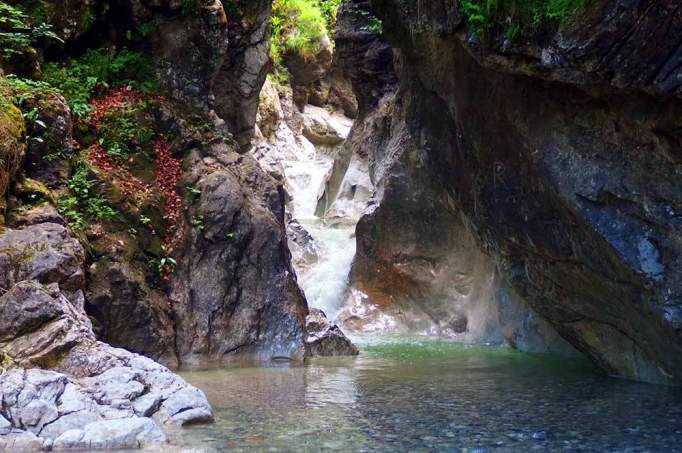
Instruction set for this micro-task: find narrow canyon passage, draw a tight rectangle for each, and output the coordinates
[1,0,681,451]
[176,98,682,452]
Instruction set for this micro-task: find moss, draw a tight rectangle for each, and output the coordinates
[0,101,27,216]
[0,349,14,371]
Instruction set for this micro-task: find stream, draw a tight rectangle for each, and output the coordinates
[178,107,682,452]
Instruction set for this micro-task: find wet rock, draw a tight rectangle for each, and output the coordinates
[371,0,682,383]
[302,105,351,147]
[86,260,176,367]
[306,309,359,357]
[170,141,309,367]
[287,218,319,271]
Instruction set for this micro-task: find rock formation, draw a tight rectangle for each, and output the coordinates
[367,0,682,384]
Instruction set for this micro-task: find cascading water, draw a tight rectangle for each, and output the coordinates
[280,107,366,321]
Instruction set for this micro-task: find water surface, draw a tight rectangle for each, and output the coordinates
[180,337,682,452]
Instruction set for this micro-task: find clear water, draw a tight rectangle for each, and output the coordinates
[179,337,682,452]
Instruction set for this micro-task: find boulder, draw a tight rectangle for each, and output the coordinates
[169,140,309,367]
[306,309,359,357]
[86,260,176,367]
[0,281,212,447]
[52,417,166,450]
[0,223,85,302]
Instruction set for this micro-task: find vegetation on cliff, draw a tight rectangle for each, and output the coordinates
[459,0,590,37]
[270,0,341,78]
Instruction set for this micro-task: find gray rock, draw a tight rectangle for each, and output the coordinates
[52,417,165,450]
[371,0,682,383]
[0,280,212,447]
[306,309,359,357]
[0,416,11,436]
[0,430,44,451]
[0,223,84,296]
[170,142,308,367]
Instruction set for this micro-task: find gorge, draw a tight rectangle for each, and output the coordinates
[0,0,681,451]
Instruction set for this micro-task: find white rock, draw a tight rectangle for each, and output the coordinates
[53,417,166,450]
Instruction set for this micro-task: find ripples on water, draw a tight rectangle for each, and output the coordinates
[179,337,682,452]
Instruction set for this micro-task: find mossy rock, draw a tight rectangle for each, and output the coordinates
[0,102,27,217]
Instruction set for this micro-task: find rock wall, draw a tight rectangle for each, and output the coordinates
[369,0,682,384]
[1,0,312,369]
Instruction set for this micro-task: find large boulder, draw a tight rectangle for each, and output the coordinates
[86,260,177,367]
[0,223,85,302]
[169,139,309,367]
[370,0,682,383]
[0,280,212,449]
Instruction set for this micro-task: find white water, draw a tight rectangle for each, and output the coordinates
[280,109,361,320]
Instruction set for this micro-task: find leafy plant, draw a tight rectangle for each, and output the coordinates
[270,0,329,78]
[0,2,62,61]
[98,100,155,159]
[459,0,591,36]
[59,160,117,229]
[154,256,177,279]
[190,214,205,230]
[42,48,159,118]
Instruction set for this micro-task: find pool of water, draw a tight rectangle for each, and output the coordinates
[178,337,682,452]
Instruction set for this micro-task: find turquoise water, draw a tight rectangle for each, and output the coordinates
[179,337,682,452]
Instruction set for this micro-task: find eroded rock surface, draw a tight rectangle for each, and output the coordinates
[306,309,359,357]
[370,0,682,383]
[0,281,212,450]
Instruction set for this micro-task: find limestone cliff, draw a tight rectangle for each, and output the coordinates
[368,0,682,384]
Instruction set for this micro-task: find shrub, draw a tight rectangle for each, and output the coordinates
[0,1,62,61]
[270,0,328,73]
[98,101,155,160]
[42,48,159,118]
[459,0,590,37]
[59,159,117,230]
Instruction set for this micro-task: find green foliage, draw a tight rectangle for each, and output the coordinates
[270,0,329,78]
[153,256,177,278]
[190,214,205,230]
[317,0,342,30]
[42,48,159,118]
[459,0,590,36]
[98,101,155,160]
[0,1,62,61]
[59,160,117,230]
[0,75,56,107]
[360,10,383,35]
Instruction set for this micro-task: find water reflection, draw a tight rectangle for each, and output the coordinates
[180,338,682,452]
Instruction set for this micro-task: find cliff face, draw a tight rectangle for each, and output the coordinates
[369,0,682,383]
[0,0,309,369]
